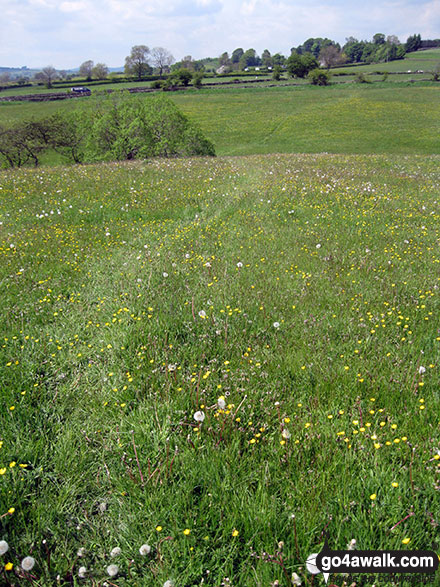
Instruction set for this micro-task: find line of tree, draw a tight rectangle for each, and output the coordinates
[0,93,215,168]
[215,32,424,74]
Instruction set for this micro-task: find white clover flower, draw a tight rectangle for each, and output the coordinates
[281,428,291,440]
[0,540,9,555]
[21,556,35,571]
[198,310,206,319]
[292,572,302,585]
[110,547,121,558]
[204,262,211,267]
[316,243,321,249]
[77,547,86,557]
[162,272,168,278]
[163,581,175,587]
[418,366,426,374]
[347,538,357,550]
[78,566,87,578]
[107,564,119,577]
[305,553,321,574]
[273,322,280,328]
[217,396,226,410]
[193,411,205,423]
[237,262,243,268]
[139,544,151,556]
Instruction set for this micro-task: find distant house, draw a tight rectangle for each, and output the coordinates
[71,86,91,94]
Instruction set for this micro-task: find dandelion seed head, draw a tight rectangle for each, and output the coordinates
[107,564,119,577]
[139,544,151,556]
[110,547,121,558]
[0,541,9,555]
[21,557,35,571]
[78,566,87,578]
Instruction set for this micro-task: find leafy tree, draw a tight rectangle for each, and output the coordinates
[261,49,272,68]
[287,52,317,78]
[295,38,338,58]
[287,53,307,78]
[239,49,258,69]
[219,52,231,66]
[406,34,422,53]
[181,55,195,71]
[387,35,400,45]
[171,68,193,86]
[151,47,174,77]
[125,45,152,80]
[79,60,94,80]
[0,122,43,167]
[92,63,109,80]
[319,45,346,68]
[231,48,244,64]
[342,40,364,63]
[82,92,215,161]
[373,33,386,45]
[35,66,59,88]
[272,53,286,67]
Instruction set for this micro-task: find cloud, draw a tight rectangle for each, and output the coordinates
[0,0,439,68]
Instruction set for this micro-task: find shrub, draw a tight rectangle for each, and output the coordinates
[430,63,440,81]
[272,66,282,81]
[193,73,204,89]
[355,73,371,84]
[308,69,331,85]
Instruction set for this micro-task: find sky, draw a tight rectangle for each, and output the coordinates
[1,0,439,69]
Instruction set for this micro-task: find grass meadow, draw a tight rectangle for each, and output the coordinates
[0,151,439,585]
[1,82,440,160]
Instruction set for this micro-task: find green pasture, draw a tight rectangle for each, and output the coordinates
[1,82,439,161]
[333,48,440,74]
[0,153,439,585]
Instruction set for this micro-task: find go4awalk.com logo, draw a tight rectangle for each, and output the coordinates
[306,537,439,583]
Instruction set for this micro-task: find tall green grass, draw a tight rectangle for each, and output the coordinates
[0,153,439,585]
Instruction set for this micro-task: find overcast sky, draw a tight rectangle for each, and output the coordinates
[1,0,439,69]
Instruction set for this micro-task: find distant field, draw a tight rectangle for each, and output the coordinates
[173,83,440,156]
[333,48,440,74]
[2,49,439,99]
[1,82,439,162]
